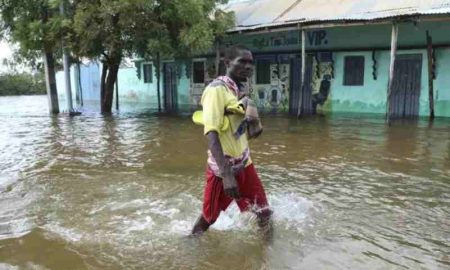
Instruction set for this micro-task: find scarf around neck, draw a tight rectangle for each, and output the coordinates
[215,76,240,97]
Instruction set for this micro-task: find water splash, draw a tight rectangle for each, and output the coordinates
[211,192,317,233]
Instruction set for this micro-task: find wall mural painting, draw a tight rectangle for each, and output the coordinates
[252,63,290,113]
[187,58,294,113]
[191,94,202,108]
[311,57,333,113]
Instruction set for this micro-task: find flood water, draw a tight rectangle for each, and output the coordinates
[0,95,449,270]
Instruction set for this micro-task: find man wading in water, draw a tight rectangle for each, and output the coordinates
[191,45,273,237]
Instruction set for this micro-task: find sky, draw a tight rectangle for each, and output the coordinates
[0,41,12,59]
[0,40,14,72]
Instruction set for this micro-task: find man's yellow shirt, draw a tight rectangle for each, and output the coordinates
[201,84,250,160]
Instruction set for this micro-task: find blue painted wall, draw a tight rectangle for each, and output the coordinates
[57,61,165,111]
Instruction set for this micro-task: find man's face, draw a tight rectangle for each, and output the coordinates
[226,49,254,82]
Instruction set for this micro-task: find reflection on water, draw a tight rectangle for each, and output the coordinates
[0,95,449,269]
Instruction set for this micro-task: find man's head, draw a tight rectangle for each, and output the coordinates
[224,45,254,83]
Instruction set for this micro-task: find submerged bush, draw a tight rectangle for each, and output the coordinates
[0,72,46,96]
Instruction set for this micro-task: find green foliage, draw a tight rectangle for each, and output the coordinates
[70,0,234,112]
[0,72,46,96]
[0,0,65,56]
[0,0,235,112]
[71,0,234,61]
[1,0,234,67]
[152,0,235,58]
[1,0,235,65]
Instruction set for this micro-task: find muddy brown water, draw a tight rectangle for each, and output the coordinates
[0,96,449,269]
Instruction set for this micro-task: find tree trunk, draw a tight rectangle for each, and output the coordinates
[101,60,120,113]
[100,62,108,113]
[41,5,59,114]
[43,51,59,114]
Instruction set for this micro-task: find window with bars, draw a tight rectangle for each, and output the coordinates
[344,56,365,86]
[143,63,153,83]
[256,59,271,84]
[193,61,205,84]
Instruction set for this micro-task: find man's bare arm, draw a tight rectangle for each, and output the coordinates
[206,131,240,199]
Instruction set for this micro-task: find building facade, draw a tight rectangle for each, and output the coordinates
[58,0,450,118]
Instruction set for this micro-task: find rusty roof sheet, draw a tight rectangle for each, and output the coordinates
[224,0,450,31]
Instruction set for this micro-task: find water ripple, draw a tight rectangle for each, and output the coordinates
[0,96,449,269]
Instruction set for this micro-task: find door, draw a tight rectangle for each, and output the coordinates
[289,55,313,115]
[163,63,178,112]
[389,54,422,118]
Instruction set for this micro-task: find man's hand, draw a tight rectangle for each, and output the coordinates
[221,162,240,199]
[222,174,240,199]
[231,162,245,175]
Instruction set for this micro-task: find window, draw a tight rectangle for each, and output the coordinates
[344,56,365,86]
[218,60,226,76]
[143,63,153,83]
[256,59,271,84]
[193,61,205,84]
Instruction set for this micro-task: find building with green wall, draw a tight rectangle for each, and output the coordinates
[133,0,450,118]
[63,0,450,118]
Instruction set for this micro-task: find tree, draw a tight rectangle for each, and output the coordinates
[0,72,46,96]
[0,0,66,114]
[72,0,234,113]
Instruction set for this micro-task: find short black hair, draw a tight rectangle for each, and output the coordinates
[224,44,251,60]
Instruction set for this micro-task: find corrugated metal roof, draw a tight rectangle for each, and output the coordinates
[224,0,450,32]
[281,0,450,22]
[223,0,300,27]
[222,0,261,26]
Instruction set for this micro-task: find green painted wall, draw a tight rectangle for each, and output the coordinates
[323,49,433,116]
[310,21,450,50]
[114,19,450,117]
[223,21,450,53]
[415,50,432,117]
[324,51,388,114]
[176,61,192,111]
[434,48,450,117]
[116,63,163,110]
[116,61,191,111]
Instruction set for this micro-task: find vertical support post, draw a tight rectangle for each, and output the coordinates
[297,29,306,117]
[426,31,435,120]
[74,62,81,106]
[386,22,398,120]
[215,41,220,77]
[60,0,74,113]
[156,53,161,112]
[63,53,74,112]
[76,62,83,106]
